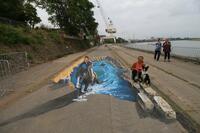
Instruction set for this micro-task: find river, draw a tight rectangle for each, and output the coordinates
[126,40,200,58]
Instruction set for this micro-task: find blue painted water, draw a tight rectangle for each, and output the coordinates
[70,60,136,101]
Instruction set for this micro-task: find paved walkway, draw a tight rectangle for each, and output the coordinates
[0,46,188,133]
[0,48,96,109]
[0,95,185,133]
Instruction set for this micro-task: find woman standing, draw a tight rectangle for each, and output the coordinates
[163,39,171,62]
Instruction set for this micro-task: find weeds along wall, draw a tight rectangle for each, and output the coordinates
[0,23,91,64]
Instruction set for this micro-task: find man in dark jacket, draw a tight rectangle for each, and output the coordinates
[163,39,171,62]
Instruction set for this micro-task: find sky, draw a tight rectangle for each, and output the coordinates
[37,0,200,39]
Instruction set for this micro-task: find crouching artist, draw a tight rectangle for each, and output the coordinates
[131,56,144,82]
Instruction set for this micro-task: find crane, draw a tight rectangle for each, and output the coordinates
[95,0,117,35]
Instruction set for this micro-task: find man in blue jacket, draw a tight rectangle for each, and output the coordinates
[76,56,93,97]
[154,38,162,61]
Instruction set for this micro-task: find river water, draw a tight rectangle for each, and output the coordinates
[126,40,200,58]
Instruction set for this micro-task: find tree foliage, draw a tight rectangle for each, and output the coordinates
[0,0,98,36]
[0,0,41,28]
[34,0,98,36]
[0,0,26,22]
[24,3,41,28]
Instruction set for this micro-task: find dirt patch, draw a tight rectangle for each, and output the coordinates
[0,38,90,65]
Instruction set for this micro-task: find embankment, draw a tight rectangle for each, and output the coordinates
[0,24,91,65]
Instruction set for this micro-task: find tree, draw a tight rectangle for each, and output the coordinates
[24,3,41,28]
[0,0,41,28]
[34,0,98,36]
[0,0,26,22]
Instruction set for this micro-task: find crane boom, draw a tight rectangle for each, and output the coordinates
[95,0,109,28]
[95,0,117,34]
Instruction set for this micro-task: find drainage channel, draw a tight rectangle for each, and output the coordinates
[70,59,137,102]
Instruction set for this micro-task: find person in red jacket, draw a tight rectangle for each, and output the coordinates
[163,39,171,62]
[131,56,144,82]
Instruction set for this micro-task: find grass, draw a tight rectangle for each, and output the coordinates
[32,31,44,44]
[0,24,33,45]
[49,31,60,43]
[0,23,92,64]
[0,23,92,49]
[0,24,50,46]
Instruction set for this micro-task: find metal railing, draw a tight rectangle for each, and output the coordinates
[0,60,11,78]
[0,52,29,97]
[0,17,26,26]
[0,52,29,74]
[0,60,13,97]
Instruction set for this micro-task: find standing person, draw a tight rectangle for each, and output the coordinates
[154,38,162,61]
[131,56,144,82]
[75,56,92,99]
[163,39,171,62]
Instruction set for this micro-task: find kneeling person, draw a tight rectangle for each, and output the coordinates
[131,56,144,82]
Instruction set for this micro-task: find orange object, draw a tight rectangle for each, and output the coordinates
[131,61,144,72]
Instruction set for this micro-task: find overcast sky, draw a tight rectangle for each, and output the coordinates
[37,0,200,39]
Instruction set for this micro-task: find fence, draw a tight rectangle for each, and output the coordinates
[0,60,11,78]
[0,60,12,97]
[0,52,29,74]
[0,17,26,26]
[0,52,29,97]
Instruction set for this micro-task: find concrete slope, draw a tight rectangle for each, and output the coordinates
[0,46,186,133]
[0,94,185,133]
[111,45,200,131]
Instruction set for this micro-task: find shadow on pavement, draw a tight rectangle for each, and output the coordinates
[0,91,76,127]
[50,82,67,90]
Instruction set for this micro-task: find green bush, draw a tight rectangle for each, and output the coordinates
[49,31,60,43]
[104,38,115,44]
[32,32,44,44]
[27,53,33,60]
[0,24,33,45]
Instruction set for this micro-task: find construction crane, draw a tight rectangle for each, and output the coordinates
[95,0,117,35]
